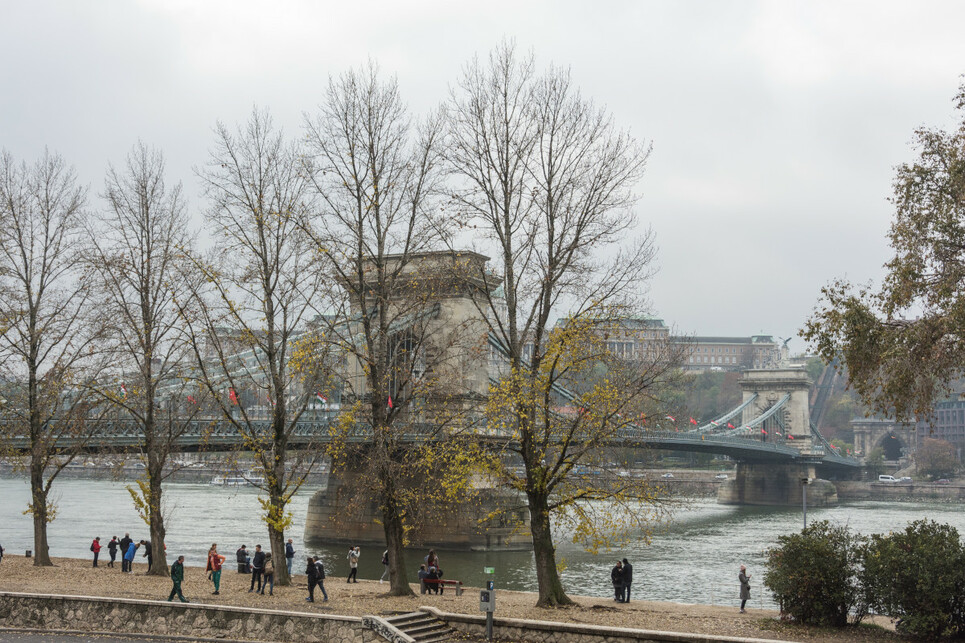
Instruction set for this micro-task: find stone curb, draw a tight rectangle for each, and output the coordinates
[419,606,804,643]
[0,590,362,623]
[0,626,258,643]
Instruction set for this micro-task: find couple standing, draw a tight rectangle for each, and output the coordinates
[610,558,633,602]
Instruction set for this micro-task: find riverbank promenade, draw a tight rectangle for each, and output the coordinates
[0,556,897,642]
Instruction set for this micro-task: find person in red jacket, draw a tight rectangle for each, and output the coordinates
[207,544,226,595]
[91,537,102,567]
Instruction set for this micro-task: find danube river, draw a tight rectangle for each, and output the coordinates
[2,477,963,608]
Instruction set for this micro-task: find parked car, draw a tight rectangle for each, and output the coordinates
[661,473,674,479]
[878,475,898,483]
[936,478,951,485]
[899,477,913,483]
[714,473,729,480]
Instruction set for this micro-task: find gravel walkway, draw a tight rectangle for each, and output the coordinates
[0,556,898,642]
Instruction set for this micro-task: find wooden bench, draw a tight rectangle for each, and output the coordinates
[420,578,463,596]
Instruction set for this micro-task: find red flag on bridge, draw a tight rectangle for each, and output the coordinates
[388,396,394,409]
[187,395,197,405]
[664,415,676,422]
[788,434,795,440]
[727,422,735,429]
[761,428,768,435]
[229,389,239,405]
[689,417,698,425]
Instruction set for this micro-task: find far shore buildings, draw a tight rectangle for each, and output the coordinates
[559,317,786,372]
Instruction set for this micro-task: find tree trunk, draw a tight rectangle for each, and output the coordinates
[528,491,573,607]
[382,484,413,596]
[30,457,52,567]
[267,477,289,586]
[146,453,168,577]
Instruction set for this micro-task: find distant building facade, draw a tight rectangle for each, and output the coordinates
[679,335,785,371]
[916,400,965,462]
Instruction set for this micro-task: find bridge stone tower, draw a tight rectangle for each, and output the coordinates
[718,368,838,506]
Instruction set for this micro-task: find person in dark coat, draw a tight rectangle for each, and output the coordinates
[249,544,266,592]
[167,556,188,602]
[621,558,633,603]
[611,560,624,602]
[140,540,153,572]
[314,557,328,601]
[119,534,132,572]
[236,545,249,573]
[285,538,295,577]
[107,537,119,568]
[306,557,318,602]
[739,565,751,613]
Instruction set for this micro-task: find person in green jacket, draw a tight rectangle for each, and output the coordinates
[168,556,189,603]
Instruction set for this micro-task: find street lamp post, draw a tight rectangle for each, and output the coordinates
[801,477,810,530]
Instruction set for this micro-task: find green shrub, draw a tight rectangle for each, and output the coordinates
[863,519,965,639]
[763,520,867,626]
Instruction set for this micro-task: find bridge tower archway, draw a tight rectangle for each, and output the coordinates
[879,433,906,461]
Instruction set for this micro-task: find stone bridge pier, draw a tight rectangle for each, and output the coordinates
[304,454,532,551]
[717,368,838,507]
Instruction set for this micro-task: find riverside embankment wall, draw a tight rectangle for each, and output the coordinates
[0,592,379,642]
[420,607,787,643]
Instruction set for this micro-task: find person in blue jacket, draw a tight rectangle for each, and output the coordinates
[124,540,138,573]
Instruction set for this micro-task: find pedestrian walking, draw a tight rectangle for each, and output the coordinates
[380,549,389,583]
[611,560,624,602]
[0,541,4,565]
[107,537,119,568]
[167,556,189,603]
[90,537,101,567]
[621,558,633,603]
[261,553,274,595]
[124,540,138,573]
[314,556,329,601]
[140,540,153,572]
[346,546,359,583]
[285,538,295,577]
[306,556,318,602]
[207,544,225,595]
[236,545,249,573]
[119,534,132,572]
[249,545,266,593]
[739,565,751,613]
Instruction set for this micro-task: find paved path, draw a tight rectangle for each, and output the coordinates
[0,633,197,643]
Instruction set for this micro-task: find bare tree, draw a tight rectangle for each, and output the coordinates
[179,108,330,586]
[301,64,480,596]
[446,42,678,606]
[0,149,107,566]
[84,142,202,577]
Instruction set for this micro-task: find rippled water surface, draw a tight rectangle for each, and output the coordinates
[2,477,963,608]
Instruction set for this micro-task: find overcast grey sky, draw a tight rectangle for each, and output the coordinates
[2,1,964,350]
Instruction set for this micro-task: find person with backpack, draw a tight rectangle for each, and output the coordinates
[380,549,389,583]
[107,537,119,568]
[261,553,275,596]
[90,537,101,567]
